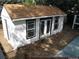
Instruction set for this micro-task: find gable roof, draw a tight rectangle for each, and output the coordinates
[4,4,65,19]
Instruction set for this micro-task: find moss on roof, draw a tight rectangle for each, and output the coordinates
[4,4,65,19]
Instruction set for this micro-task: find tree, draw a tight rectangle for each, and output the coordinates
[35,0,47,5]
[23,0,36,5]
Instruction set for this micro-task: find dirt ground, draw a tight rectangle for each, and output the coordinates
[0,23,16,59]
[15,25,79,59]
[0,22,79,59]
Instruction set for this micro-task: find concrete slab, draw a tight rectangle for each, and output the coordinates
[56,36,79,57]
[71,37,79,46]
[0,48,5,59]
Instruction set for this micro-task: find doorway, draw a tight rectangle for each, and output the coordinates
[40,18,52,38]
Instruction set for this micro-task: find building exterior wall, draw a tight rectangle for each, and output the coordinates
[10,19,40,49]
[1,7,66,50]
[1,16,65,50]
[1,7,18,49]
[6,19,40,49]
[1,7,15,40]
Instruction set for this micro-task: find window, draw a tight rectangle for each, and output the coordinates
[76,15,79,23]
[47,20,51,33]
[54,24,58,30]
[26,20,36,39]
[40,17,52,37]
[54,16,59,30]
[40,21,44,35]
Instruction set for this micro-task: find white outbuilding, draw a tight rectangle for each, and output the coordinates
[1,4,66,50]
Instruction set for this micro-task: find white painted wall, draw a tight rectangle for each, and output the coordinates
[1,7,21,49]
[1,6,66,50]
[10,20,27,49]
[1,7,15,40]
[8,19,40,49]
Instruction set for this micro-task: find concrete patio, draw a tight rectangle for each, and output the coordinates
[0,47,5,59]
[55,36,79,57]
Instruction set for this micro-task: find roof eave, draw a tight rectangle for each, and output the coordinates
[12,14,67,21]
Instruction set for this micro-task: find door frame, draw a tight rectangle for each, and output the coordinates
[40,19,51,38]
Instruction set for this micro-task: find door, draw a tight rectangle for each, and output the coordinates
[40,19,51,38]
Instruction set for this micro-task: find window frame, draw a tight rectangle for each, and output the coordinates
[54,16,60,30]
[40,17,52,37]
[26,19,36,39]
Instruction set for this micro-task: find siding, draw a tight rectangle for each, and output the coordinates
[1,6,65,50]
[1,7,15,40]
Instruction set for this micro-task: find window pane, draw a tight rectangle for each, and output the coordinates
[27,23,35,29]
[55,19,58,23]
[27,21,35,29]
[47,20,51,33]
[27,29,35,39]
[40,21,44,35]
[13,20,26,25]
[54,24,58,30]
[26,20,36,39]
[74,24,79,29]
[76,16,79,23]
[55,16,59,23]
[54,16,59,30]
[27,21,35,24]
